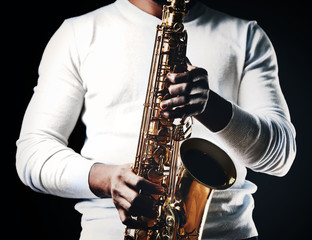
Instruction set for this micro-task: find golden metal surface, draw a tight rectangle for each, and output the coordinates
[124,1,236,239]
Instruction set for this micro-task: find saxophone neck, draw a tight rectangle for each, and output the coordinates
[168,0,188,9]
[162,0,188,28]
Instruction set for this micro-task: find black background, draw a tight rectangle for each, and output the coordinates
[5,0,311,239]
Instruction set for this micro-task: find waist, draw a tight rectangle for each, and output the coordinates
[75,180,257,239]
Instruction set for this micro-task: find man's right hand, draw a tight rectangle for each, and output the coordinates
[89,163,164,229]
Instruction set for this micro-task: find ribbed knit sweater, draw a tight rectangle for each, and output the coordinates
[16,0,296,239]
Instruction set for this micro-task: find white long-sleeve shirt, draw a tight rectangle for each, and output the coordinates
[16,0,296,239]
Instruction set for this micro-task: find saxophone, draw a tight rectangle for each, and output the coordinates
[124,1,236,239]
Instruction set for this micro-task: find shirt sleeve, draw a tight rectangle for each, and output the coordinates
[214,21,296,177]
[16,20,98,198]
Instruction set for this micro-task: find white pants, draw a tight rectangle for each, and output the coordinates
[75,199,124,240]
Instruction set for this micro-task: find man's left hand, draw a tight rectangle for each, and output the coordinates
[160,63,210,119]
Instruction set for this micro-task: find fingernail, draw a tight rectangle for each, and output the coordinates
[166,73,174,81]
[160,102,167,110]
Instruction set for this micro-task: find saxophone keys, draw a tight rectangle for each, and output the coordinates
[153,145,171,165]
[173,22,184,32]
[147,168,164,183]
[157,127,170,143]
[166,216,175,227]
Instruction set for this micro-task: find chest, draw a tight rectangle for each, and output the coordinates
[80,24,243,111]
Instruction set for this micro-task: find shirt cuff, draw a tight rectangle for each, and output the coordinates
[65,156,100,199]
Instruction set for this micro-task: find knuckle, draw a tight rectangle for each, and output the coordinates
[172,97,179,106]
[167,72,178,83]
[114,169,125,181]
[168,85,176,95]
[182,95,190,104]
[189,68,208,82]
[176,96,184,106]
[202,91,209,100]
[194,67,208,76]
[119,165,129,176]
[166,98,174,108]
[112,198,119,206]
[173,96,184,107]
[184,82,192,93]
[111,185,120,196]
[200,78,209,89]
[194,103,205,114]
[130,193,139,206]
[135,177,146,189]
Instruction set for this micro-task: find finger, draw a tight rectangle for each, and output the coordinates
[120,164,165,193]
[167,67,208,86]
[129,195,158,219]
[166,78,208,98]
[167,82,191,97]
[117,186,139,211]
[160,95,189,110]
[161,102,205,119]
[115,195,132,213]
[188,68,208,82]
[166,71,189,84]
[114,187,157,219]
[135,177,164,195]
[161,91,209,111]
[121,170,143,190]
[122,170,164,195]
[118,208,147,229]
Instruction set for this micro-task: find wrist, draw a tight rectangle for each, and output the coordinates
[89,163,115,198]
[195,91,232,132]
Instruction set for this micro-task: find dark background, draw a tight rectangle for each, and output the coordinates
[5,0,310,239]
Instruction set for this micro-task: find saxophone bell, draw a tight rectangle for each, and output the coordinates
[180,138,236,190]
[161,138,236,240]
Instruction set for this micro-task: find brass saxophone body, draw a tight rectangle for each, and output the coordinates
[124,1,236,239]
